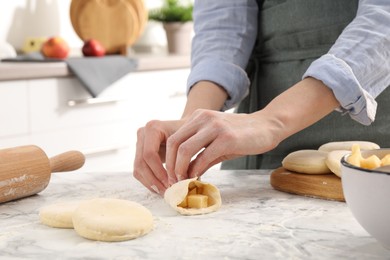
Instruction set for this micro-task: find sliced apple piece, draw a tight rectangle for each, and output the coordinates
[187,194,208,209]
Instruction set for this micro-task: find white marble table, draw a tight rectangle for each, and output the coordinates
[0,170,389,259]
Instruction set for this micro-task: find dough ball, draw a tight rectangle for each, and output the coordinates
[282,150,331,174]
[39,201,83,228]
[325,150,350,177]
[164,178,222,215]
[318,141,379,153]
[72,198,153,242]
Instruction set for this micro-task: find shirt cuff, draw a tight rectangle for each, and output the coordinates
[303,54,377,125]
[187,58,250,111]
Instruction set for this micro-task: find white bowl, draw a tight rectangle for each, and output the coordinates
[341,149,390,249]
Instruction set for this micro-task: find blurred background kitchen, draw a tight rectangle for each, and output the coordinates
[0,0,194,54]
[0,0,194,173]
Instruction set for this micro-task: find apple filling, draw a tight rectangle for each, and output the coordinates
[348,144,390,169]
[164,177,221,215]
[177,181,209,209]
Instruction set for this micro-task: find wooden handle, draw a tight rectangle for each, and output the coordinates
[49,151,86,173]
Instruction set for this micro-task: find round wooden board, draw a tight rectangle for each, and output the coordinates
[70,0,86,38]
[270,167,345,202]
[128,0,148,37]
[70,0,147,53]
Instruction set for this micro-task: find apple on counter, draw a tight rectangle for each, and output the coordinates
[41,37,70,59]
[82,39,106,57]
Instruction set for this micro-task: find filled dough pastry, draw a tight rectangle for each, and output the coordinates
[282,150,331,174]
[72,198,153,242]
[164,178,222,215]
[39,200,84,228]
[318,141,379,152]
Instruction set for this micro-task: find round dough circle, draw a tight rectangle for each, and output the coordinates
[318,141,379,152]
[325,150,350,177]
[39,201,83,228]
[72,198,153,242]
[282,150,331,174]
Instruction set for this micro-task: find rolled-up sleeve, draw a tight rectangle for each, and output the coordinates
[187,0,258,111]
[303,0,390,125]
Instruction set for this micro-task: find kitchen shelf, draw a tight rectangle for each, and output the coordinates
[0,53,190,81]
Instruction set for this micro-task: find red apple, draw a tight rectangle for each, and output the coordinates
[41,37,70,59]
[82,39,106,57]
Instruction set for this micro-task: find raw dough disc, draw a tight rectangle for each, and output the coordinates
[325,150,350,177]
[72,198,153,242]
[282,149,331,174]
[318,141,379,152]
[164,178,222,215]
[39,200,84,228]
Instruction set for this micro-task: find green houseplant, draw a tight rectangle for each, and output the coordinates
[149,0,193,23]
[148,0,193,54]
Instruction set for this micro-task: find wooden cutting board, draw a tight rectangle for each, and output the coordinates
[127,0,148,38]
[270,167,345,201]
[70,0,147,54]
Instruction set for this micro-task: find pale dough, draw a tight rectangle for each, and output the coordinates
[72,198,153,242]
[325,150,350,177]
[318,141,379,153]
[282,150,331,174]
[39,201,84,228]
[164,178,222,215]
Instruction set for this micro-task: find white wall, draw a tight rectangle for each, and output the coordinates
[1,0,80,51]
[0,0,175,52]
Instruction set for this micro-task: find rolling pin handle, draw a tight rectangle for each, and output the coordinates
[49,151,86,173]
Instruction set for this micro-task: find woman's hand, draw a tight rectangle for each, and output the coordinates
[133,119,184,195]
[165,109,282,183]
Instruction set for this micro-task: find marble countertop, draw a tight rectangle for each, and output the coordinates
[0,53,190,81]
[0,170,389,259]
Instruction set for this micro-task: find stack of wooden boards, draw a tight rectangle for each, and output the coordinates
[270,141,380,202]
[70,0,148,54]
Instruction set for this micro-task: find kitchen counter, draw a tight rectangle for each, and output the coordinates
[0,170,388,259]
[0,53,190,81]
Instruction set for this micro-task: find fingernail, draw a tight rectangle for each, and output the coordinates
[151,185,160,194]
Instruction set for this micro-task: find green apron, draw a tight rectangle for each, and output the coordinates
[222,0,390,169]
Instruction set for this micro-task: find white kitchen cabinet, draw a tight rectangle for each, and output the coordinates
[0,80,29,138]
[28,78,131,132]
[0,68,189,172]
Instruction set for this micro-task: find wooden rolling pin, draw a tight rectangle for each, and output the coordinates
[0,145,85,203]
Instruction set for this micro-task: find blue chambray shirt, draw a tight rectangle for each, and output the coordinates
[187,0,390,126]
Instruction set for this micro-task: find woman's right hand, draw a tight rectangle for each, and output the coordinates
[133,119,184,195]
[133,81,229,195]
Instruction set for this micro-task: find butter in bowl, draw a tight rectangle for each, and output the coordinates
[341,147,390,249]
